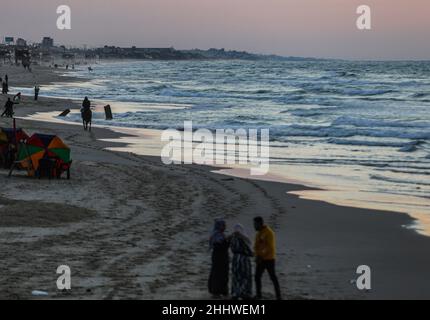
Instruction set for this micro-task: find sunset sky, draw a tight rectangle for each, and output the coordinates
[0,0,429,60]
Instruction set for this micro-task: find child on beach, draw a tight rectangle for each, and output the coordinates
[13,92,22,103]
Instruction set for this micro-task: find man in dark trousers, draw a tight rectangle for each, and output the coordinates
[2,82,8,94]
[1,98,15,118]
[253,216,282,300]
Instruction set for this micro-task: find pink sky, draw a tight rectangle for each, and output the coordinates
[0,0,429,59]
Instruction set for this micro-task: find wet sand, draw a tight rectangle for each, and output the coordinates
[1,64,430,300]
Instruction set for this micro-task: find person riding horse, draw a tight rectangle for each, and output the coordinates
[81,97,92,131]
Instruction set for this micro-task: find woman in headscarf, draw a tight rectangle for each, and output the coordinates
[208,219,230,297]
[230,224,253,300]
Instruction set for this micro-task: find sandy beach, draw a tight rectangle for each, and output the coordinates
[1,64,430,300]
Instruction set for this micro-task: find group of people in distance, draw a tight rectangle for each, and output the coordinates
[0,73,41,118]
[209,216,282,300]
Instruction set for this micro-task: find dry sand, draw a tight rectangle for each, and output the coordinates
[1,64,430,300]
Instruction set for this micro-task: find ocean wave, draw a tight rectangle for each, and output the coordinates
[341,88,394,96]
[332,116,430,129]
[289,110,324,117]
[370,174,430,187]
[411,92,430,98]
[272,124,430,140]
[327,138,423,152]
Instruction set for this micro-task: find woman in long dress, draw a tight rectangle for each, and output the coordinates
[208,219,230,297]
[230,224,253,300]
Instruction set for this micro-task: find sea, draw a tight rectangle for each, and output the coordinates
[16,59,430,233]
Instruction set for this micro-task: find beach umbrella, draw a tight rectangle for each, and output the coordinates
[17,133,71,172]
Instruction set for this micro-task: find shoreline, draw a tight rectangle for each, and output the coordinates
[1,64,430,299]
[9,62,430,237]
[24,101,430,237]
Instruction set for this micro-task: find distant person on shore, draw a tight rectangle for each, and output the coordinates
[253,217,282,300]
[5,74,8,84]
[230,224,253,300]
[66,64,69,70]
[34,86,40,101]
[2,82,8,94]
[88,66,93,72]
[1,98,15,118]
[208,219,230,298]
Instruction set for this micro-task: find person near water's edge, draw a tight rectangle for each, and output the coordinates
[254,217,282,300]
[34,85,40,101]
[2,81,8,94]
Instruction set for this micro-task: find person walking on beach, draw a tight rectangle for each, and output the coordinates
[34,85,40,101]
[253,217,282,300]
[5,74,8,84]
[2,81,8,94]
[1,98,15,118]
[208,219,230,298]
[230,224,253,300]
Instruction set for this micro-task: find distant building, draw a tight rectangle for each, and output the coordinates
[42,37,54,48]
[4,37,14,45]
[16,38,27,47]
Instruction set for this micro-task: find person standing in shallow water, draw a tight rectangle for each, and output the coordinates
[208,219,230,298]
[253,217,282,300]
[230,224,253,300]
[34,85,40,101]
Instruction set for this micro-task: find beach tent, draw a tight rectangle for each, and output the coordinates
[0,128,29,145]
[0,128,29,168]
[17,133,72,178]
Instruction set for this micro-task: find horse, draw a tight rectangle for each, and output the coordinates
[81,108,92,131]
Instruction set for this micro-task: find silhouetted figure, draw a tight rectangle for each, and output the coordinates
[81,97,92,131]
[34,86,40,101]
[253,217,282,300]
[5,74,8,84]
[208,219,230,297]
[1,98,15,118]
[2,82,8,94]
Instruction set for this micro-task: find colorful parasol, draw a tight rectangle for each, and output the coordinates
[17,133,71,172]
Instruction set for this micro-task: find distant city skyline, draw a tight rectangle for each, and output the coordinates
[0,0,429,60]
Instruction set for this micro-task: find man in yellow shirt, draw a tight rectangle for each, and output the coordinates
[254,217,282,300]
